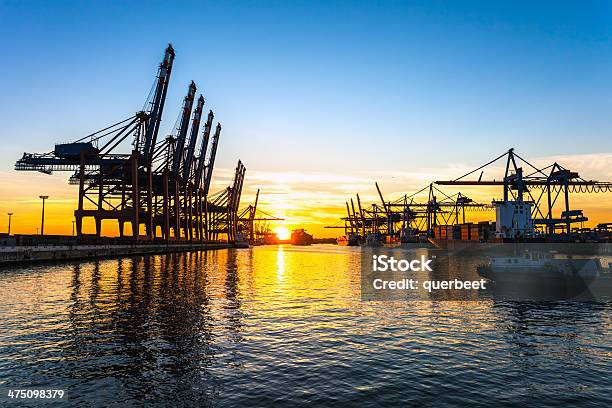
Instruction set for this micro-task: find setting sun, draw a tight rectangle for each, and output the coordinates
[273,226,290,240]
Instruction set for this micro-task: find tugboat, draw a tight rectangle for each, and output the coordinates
[476,252,612,300]
[291,229,313,246]
[337,232,359,246]
[476,252,604,282]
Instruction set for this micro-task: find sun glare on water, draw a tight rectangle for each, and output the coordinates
[274,227,290,240]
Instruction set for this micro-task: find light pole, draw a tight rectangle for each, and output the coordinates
[7,213,13,235]
[72,220,76,236]
[39,195,49,235]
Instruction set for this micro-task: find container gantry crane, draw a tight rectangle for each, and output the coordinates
[329,183,490,240]
[435,148,612,236]
[237,189,284,243]
[14,44,246,243]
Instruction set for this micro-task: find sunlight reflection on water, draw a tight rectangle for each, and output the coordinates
[0,245,610,407]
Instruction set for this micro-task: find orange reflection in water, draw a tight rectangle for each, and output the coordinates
[1,245,611,407]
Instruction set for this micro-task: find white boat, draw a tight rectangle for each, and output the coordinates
[477,252,603,281]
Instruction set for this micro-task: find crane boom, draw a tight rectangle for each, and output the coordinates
[345,201,354,232]
[356,193,366,236]
[203,123,221,195]
[235,163,246,212]
[375,182,388,213]
[172,81,197,177]
[182,94,204,181]
[143,44,175,163]
[195,110,214,189]
[252,189,260,222]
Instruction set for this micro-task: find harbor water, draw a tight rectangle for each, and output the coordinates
[0,245,610,407]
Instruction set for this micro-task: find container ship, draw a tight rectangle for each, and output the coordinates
[291,229,313,246]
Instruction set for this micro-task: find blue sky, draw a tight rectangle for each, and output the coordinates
[1,0,611,171]
[1,1,611,235]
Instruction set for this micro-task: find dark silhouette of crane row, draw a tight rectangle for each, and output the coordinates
[328,148,612,243]
[15,44,246,243]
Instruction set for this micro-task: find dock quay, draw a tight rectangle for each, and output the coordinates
[0,242,232,266]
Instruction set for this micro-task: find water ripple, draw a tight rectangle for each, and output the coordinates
[0,245,610,407]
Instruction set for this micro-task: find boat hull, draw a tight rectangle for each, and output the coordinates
[337,235,359,246]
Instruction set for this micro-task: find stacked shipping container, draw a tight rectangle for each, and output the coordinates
[433,222,496,241]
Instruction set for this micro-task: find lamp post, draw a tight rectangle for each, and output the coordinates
[39,195,49,235]
[7,213,13,235]
[72,220,76,236]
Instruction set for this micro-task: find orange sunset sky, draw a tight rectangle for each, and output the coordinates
[1,152,611,238]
